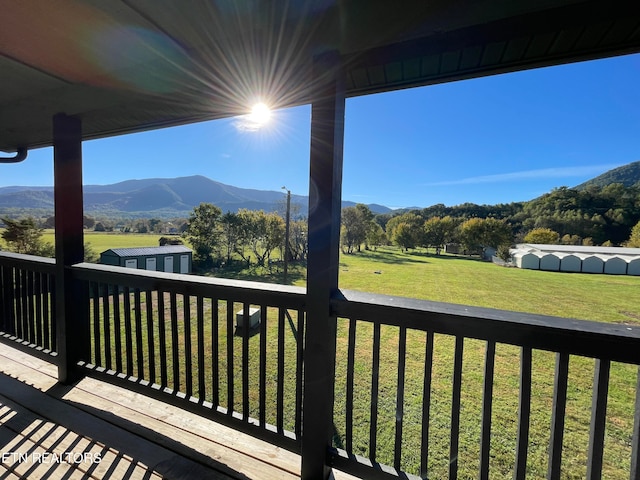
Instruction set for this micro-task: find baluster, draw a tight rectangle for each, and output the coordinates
[145,290,155,384]
[277,307,286,432]
[91,282,100,366]
[394,325,407,471]
[184,294,193,398]
[158,290,168,388]
[123,286,133,376]
[134,289,143,379]
[450,336,464,480]
[370,322,381,462]
[170,292,180,392]
[548,353,569,480]
[586,359,610,480]
[212,298,219,407]
[514,347,532,480]
[259,305,267,427]
[479,341,496,480]
[346,318,357,453]
[295,308,305,438]
[420,331,434,478]
[242,303,250,420]
[197,296,205,401]
[226,300,234,414]
[101,283,111,370]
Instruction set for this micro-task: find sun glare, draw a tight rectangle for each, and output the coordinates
[249,102,271,126]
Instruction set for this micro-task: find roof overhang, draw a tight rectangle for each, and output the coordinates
[2,0,640,152]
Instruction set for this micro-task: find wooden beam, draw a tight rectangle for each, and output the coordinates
[301,51,346,480]
[53,113,89,384]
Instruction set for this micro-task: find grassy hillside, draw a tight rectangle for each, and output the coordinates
[576,160,640,189]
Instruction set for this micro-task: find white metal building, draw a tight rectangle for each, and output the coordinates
[510,244,640,276]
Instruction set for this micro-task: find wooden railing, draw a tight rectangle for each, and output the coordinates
[0,252,57,360]
[70,262,306,452]
[2,253,640,479]
[330,289,640,479]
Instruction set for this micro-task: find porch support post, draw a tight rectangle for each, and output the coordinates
[53,113,89,384]
[301,51,345,480]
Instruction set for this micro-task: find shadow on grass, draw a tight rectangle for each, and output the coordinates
[348,249,428,265]
[199,261,307,286]
[407,251,488,263]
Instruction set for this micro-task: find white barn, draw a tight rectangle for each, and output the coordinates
[510,244,640,276]
[512,250,540,270]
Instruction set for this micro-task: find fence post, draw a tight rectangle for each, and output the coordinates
[301,51,345,480]
[53,113,89,384]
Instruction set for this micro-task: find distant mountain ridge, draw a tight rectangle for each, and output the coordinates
[575,160,640,189]
[0,175,392,218]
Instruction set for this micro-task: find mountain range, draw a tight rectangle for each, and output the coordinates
[0,175,392,218]
[1,161,638,219]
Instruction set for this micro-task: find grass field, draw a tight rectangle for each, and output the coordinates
[40,230,165,252]
[330,248,640,478]
[6,232,640,478]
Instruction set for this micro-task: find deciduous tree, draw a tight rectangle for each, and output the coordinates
[182,203,223,266]
[626,221,640,247]
[236,209,285,266]
[523,227,559,244]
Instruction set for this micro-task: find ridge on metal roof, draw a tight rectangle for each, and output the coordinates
[102,246,192,257]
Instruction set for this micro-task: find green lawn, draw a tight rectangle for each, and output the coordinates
[40,230,165,253]
[329,247,640,478]
[11,234,639,478]
[336,247,640,324]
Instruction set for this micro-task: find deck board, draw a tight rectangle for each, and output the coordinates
[0,342,359,480]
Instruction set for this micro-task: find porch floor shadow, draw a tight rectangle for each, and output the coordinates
[0,342,357,480]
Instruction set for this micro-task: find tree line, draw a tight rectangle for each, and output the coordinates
[2,183,640,265]
[342,183,640,255]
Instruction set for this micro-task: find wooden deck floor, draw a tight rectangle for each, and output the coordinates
[0,342,357,480]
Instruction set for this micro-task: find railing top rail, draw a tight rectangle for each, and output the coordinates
[71,262,306,306]
[332,289,640,364]
[0,251,56,272]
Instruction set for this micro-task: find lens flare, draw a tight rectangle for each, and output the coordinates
[249,103,271,125]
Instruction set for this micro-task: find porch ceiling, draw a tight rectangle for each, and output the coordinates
[2,0,640,153]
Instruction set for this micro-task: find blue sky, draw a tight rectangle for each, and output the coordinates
[2,53,639,210]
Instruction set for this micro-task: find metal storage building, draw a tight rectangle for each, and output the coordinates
[559,254,582,273]
[539,253,560,272]
[99,246,192,274]
[628,257,640,276]
[604,256,628,275]
[512,251,540,270]
[510,244,640,276]
[581,255,605,274]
